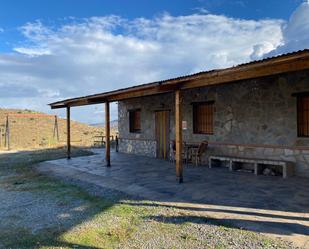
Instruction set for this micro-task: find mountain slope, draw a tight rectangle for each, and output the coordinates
[0,108,116,150]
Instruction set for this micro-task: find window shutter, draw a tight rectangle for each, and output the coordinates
[193,102,214,134]
[129,109,141,133]
[298,95,309,137]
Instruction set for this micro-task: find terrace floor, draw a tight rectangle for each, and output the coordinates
[38,149,309,248]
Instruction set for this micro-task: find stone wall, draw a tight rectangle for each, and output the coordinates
[118,138,157,157]
[118,70,309,177]
[118,92,174,157]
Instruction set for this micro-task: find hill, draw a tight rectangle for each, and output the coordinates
[0,108,117,150]
[90,120,118,130]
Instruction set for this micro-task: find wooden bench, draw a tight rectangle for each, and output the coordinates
[208,155,294,178]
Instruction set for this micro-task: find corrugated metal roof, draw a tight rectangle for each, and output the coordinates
[49,49,309,107]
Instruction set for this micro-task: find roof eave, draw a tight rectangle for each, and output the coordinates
[49,49,309,109]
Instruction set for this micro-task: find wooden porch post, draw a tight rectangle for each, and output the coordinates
[175,90,183,183]
[105,101,111,167]
[66,106,71,159]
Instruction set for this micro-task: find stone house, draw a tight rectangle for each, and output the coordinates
[118,69,309,178]
[50,50,309,181]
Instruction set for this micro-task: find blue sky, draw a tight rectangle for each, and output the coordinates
[0,0,303,52]
[0,0,303,23]
[0,0,308,123]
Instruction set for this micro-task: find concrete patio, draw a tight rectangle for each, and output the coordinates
[38,149,309,248]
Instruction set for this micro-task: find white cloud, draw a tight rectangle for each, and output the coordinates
[0,12,285,123]
[250,42,280,60]
[263,1,309,57]
[192,7,210,14]
[14,47,51,56]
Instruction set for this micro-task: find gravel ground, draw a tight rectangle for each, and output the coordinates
[120,216,294,249]
[116,202,297,249]
[0,149,299,249]
[0,188,89,234]
[0,171,103,248]
[38,172,297,249]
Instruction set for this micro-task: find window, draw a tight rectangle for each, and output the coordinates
[129,109,141,133]
[193,101,214,134]
[297,95,309,137]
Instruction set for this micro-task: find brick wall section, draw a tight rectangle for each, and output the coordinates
[118,70,309,177]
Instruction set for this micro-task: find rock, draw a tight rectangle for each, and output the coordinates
[224,121,232,132]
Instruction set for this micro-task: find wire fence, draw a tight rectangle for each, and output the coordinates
[0,113,108,151]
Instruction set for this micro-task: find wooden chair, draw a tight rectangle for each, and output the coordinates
[169,140,188,163]
[191,141,208,166]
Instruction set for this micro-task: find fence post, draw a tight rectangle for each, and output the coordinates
[0,128,2,148]
[53,115,59,142]
[4,115,10,151]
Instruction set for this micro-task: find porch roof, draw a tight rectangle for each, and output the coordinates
[49,49,309,109]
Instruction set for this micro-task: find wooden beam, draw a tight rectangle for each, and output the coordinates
[50,104,67,109]
[107,86,170,102]
[105,102,111,167]
[175,90,183,183]
[181,57,309,90]
[66,106,71,159]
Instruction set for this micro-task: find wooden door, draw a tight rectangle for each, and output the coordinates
[155,111,170,159]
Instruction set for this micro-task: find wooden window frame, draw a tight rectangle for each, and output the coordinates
[129,109,141,133]
[296,93,309,138]
[192,101,215,135]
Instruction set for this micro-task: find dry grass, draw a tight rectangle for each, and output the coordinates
[0,108,117,150]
